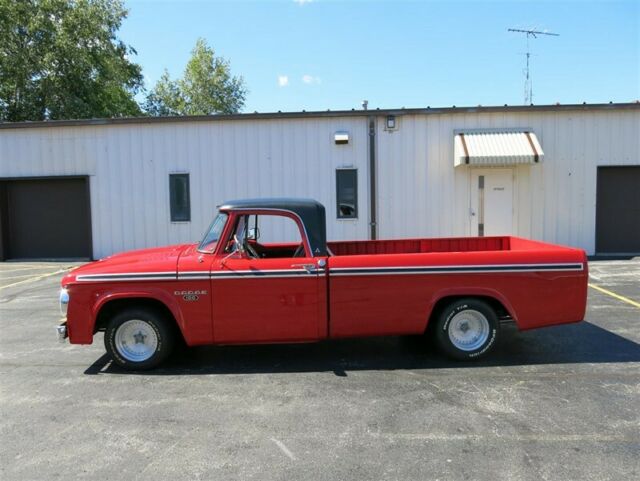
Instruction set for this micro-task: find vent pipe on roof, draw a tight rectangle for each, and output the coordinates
[362,100,368,110]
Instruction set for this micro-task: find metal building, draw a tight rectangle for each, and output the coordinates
[1,102,639,260]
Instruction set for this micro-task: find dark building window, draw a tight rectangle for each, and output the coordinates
[169,173,190,222]
[336,169,358,219]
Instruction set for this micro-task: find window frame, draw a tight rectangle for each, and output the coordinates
[217,209,312,258]
[169,173,191,222]
[336,168,358,220]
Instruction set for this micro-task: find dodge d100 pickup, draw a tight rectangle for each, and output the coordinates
[58,198,588,370]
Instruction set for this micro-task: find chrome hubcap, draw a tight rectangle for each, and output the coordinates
[114,319,158,362]
[448,309,490,351]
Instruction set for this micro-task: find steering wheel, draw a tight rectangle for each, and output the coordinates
[292,243,306,258]
[245,240,259,259]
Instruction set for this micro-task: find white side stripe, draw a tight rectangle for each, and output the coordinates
[75,263,583,282]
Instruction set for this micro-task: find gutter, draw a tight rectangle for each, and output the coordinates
[1,102,638,130]
[368,115,377,240]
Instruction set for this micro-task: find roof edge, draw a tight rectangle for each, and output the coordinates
[1,102,639,130]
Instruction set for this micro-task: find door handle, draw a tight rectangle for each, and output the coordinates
[291,263,316,273]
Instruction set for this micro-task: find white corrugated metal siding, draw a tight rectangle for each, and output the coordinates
[1,106,639,257]
[375,109,640,254]
[0,117,370,258]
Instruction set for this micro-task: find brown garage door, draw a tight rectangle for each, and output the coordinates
[0,177,92,260]
[595,166,640,254]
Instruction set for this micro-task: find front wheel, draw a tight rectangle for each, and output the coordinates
[104,307,175,370]
[434,298,499,361]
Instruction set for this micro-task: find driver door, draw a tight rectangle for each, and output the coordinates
[211,212,326,343]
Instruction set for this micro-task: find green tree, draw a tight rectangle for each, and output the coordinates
[144,38,247,116]
[0,0,143,121]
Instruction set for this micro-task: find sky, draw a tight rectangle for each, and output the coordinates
[120,0,640,113]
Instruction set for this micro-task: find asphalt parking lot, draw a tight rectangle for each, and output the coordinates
[1,260,639,481]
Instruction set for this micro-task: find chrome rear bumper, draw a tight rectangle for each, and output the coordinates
[56,321,68,343]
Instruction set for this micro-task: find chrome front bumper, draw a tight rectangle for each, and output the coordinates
[56,321,68,343]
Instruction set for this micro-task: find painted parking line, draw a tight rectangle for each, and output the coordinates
[0,272,64,281]
[0,264,68,273]
[0,269,70,291]
[588,283,640,309]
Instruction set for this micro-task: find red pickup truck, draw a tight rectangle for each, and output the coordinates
[58,198,588,370]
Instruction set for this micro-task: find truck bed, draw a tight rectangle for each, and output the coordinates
[325,235,588,338]
[327,235,555,256]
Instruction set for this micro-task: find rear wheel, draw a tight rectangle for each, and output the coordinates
[434,298,499,361]
[104,307,175,370]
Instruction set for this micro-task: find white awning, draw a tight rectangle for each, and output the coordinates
[454,131,544,166]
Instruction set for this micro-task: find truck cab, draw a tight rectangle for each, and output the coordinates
[181,199,329,345]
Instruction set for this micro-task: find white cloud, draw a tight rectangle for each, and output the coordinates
[302,74,321,85]
[294,0,313,5]
[278,75,289,87]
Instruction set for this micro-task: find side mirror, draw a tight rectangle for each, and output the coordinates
[247,227,260,241]
[222,234,246,266]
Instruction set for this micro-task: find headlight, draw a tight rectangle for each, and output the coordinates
[59,288,69,316]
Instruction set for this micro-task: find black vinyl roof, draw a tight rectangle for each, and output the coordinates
[218,198,328,256]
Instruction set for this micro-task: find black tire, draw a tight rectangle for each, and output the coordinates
[433,298,499,361]
[104,307,175,370]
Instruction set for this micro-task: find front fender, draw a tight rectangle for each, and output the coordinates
[66,284,192,345]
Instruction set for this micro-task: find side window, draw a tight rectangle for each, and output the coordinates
[231,213,307,258]
[169,173,190,222]
[336,169,358,219]
[255,215,303,245]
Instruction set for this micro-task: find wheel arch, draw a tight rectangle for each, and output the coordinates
[425,289,516,334]
[93,293,186,344]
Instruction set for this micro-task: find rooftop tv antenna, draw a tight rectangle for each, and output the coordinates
[508,28,559,104]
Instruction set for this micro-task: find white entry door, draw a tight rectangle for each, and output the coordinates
[470,169,514,236]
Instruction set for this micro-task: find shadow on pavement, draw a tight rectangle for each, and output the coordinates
[85,321,640,376]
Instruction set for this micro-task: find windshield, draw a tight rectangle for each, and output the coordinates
[197,212,229,252]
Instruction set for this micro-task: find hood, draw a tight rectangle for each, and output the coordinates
[62,244,194,285]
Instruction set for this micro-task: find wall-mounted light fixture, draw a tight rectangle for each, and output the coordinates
[386,115,397,130]
[334,131,349,145]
